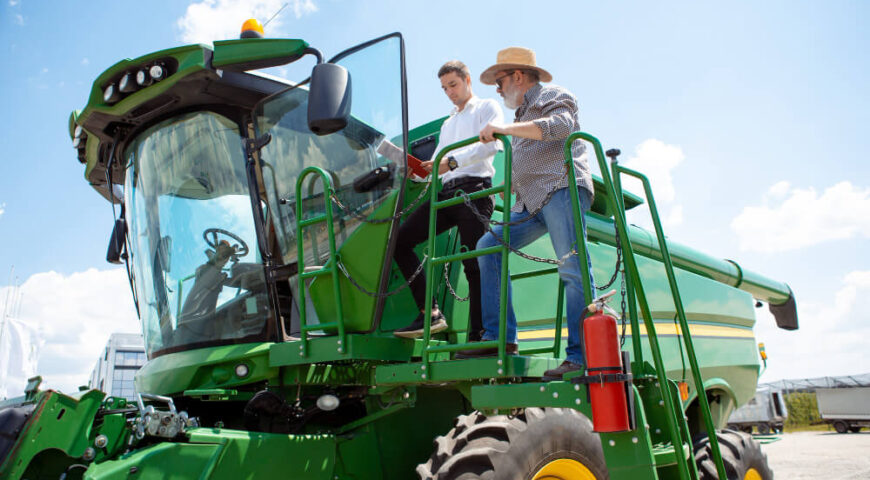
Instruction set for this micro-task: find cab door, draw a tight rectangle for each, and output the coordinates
[254,33,409,334]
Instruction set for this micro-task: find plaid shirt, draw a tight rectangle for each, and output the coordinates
[510,83,594,213]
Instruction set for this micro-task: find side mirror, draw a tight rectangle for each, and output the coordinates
[307,63,352,136]
[106,218,127,264]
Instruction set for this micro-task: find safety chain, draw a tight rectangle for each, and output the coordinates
[329,180,432,225]
[619,268,628,347]
[336,254,428,298]
[595,224,623,291]
[443,262,469,302]
[457,191,573,266]
[460,169,569,229]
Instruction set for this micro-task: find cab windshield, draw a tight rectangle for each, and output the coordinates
[124,111,273,356]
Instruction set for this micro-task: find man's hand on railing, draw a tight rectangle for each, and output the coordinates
[479,122,503,143]
[480,121,543,143]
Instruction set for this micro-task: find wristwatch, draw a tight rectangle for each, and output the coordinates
[447,156,459,171]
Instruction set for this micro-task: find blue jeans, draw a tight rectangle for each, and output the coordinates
[476,187,595,365]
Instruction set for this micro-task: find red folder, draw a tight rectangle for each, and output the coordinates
[406,154,429,178]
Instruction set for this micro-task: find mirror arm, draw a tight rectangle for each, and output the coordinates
[304,47,324,64]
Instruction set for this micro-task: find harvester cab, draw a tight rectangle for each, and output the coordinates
[0,25,801,480]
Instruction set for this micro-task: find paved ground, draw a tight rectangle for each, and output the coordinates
[762,431,870,479]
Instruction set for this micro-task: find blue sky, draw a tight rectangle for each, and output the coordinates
[0,0,868,393]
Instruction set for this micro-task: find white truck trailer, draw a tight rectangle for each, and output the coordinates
[728,386,788,434]
[816,387,870,433]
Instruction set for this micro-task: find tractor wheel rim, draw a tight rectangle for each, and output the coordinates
[744,468,763,480]
[532,459,597,480]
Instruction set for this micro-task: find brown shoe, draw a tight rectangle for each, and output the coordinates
[542,360,584,381]
[455,342,518,359]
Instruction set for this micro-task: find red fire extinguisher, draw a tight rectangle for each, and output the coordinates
[583,293,632,432]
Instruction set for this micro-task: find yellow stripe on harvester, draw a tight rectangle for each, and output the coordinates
[517,322,754,341]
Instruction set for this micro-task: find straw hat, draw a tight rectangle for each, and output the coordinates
[480,47,552,85]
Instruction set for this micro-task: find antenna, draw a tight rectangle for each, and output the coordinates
[263,2,289,27]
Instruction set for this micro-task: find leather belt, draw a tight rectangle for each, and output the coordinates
[441,176,490,192]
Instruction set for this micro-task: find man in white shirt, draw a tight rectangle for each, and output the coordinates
[393,60,503,339]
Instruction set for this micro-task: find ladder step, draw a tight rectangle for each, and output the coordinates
[651,442,691,467]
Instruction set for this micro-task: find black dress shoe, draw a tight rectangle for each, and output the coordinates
[542,360,584,381]
[455,342,518,359]
[393,310,447,339]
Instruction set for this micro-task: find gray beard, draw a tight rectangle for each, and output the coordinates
[504,94,519,109]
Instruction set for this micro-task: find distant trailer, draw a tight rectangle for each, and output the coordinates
[727,386,788,434]
[816,387,870,433]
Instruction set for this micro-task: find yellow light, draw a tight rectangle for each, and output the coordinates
[758,342,767,360]
[240,18,264,38]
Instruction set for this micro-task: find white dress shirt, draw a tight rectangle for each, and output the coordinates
[434,95,504,185]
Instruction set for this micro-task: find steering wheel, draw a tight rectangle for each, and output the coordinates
[203,228,250,258]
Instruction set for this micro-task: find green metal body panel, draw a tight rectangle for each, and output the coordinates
[0,390,104,478]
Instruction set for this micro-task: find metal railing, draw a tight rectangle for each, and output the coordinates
[574,132,725,480]
[418,135,513,373]
[294,166,347,356]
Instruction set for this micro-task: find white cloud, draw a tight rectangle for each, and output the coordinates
[731,181,870,253]
[0,269,139,396]
[622,138,686,227]
[9,0,20,6]
[14,14,24,26]
[176,0,317,45]
[0,202,5,218]
[756,270,870,381]
[81,57,89,66]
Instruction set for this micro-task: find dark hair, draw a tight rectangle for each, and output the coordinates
[438,60,470,81]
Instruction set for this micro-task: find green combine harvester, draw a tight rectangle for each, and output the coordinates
[0,25,798,480]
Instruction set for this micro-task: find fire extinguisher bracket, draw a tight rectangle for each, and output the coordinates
[570,372,633,385]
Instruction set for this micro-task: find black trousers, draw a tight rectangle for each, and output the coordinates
[393,177,494,338]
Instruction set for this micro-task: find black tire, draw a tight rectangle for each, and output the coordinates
[693,429,773,480]
[848,426,861,433]
[756,423,770,435]
[833,421,848,434]
[741,426,753,434]
[417,407,608,480]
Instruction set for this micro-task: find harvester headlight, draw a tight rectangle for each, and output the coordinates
[149,65,165,82]
[136,69,152,87]
[234,363,250,378]
[72,125,85,148]
[118,72,137,93]
[316,394,340,411]
[103,83,121,103]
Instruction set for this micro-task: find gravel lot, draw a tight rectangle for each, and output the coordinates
[762,431,870,479]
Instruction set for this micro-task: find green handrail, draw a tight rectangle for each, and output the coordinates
[295,166,346,357]
[567,131,725,480]
[607,156,645,372]
[421,135,513,372]
[616,164,726,480]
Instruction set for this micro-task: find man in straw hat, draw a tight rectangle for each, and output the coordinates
[456,47,595,382]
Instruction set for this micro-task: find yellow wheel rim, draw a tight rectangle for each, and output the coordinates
[532,458,597,480]
[744,468,763,480]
